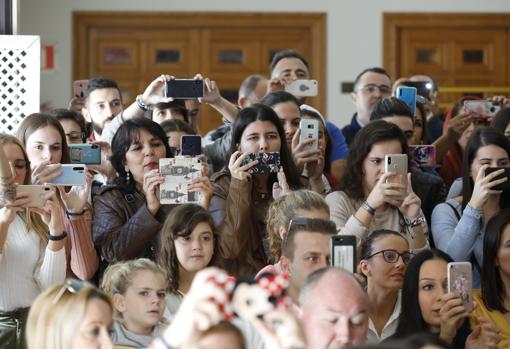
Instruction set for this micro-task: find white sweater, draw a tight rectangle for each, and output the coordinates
[0,215,66,311]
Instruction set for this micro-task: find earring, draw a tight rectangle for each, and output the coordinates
[125,168,131,184]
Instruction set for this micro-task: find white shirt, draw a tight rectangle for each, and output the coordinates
[366,291,402,343]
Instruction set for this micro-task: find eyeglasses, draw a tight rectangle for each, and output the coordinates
[10,159,30,171]
[356,84,392,95]
[52,278,94,304]
[365,249,414,264]
[65,131,85,143]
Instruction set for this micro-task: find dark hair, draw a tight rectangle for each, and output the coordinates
[110,118,172,190]
[150,100,189,124]
[84,77,122,104]
[270,50,309,74]
[239,74,266,99]
[228,104,302,190]
[15,113,71,164]
[282,217,336,260]
[157,204,219,292]
[481,209,510,313]
[396,332,452,349]
[415,100,428,144]
[160,119,196,136]
[260,91,301,109]
[394,249,469,346]
[340,120,409,200]
[353,67,392,91]
[461,127,510,210]
[491,107,510,134]
[370,97,414,122]
[360,229,408,260]
[50,108,88,141]
[300,107,332,173]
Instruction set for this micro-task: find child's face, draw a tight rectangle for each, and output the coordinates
[115,270,167,334]
[175,222,215,273]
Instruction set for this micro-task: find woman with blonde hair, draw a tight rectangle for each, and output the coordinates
[26,279,113,349]
[0,133,66,349]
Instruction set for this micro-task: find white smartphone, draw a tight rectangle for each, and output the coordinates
[384,154,408,190]
[48,165,87,186]
[17,185,53,208]
[285,79,318,97]
[299,119,319,152]
[447,262,473,312]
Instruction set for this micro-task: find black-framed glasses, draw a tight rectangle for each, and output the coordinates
[52,278,94,304]
[365,249,414,265]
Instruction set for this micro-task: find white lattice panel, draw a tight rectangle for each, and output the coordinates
[0,35,40,133]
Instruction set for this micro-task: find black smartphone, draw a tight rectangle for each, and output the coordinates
[69,144,101,164]
[165,79,204,99]
[485,167,510,191]
[330,235,357,273]
[241,152,280,174]
[181,135,202,156]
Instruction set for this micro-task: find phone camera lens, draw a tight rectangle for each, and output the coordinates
[388,158,392,164]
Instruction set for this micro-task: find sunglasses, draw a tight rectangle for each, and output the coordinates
[52,278,94,305]
[365,249,414,265]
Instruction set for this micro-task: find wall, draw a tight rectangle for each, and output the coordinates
[19,0,510,127]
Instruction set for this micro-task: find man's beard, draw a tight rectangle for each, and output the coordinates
[92,121,103,136]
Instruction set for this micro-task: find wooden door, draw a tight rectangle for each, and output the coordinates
[384,14,510,109]
[74,12,326,134]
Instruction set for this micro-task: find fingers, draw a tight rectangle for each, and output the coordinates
[291,129,301,151]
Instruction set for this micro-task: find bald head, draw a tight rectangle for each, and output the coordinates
[299,268,369,349]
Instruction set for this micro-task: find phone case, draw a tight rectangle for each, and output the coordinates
[180,135,202,156]
[385,154,408,188]
[409,145,436,167]
[299,119,319,152]
[69,144,101,164]
[17,185,53,208]
[165,79,204,99]
[48,165,87,186]
[396,86,417,116]
[464,100,501,118]
[241,152,280,174]
[285,80,318,97]
[447,262,473,312]
[484,167,510,191]
[73,80,89,99]
[160,157,202,204]
[330,235,357,273]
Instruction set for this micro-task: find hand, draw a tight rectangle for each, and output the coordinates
[140,74,174,107]
[272,167,290,199]
[487,95,510,107]
[58,170,93,214]
[446,111,473,141]
[365,172,406,210]
[437,293,469,344]
[87,141,116,181]
[267,78,286,94]
[31,190,64,236]
[68,97,84,112]
[228,151,256,182]
[31,162,62,185]
[143,169,165,215]
[188,176,214,210]
[194,74,222,105]
[291,130,321,173]
[468,165,506,209]
[304,150,325,181]
[466,317,501,349]
[0,191,30,226]
[255,310,306,349]
[399,173,422,219]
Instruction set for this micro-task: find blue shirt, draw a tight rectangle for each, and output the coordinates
[325,120,349,160]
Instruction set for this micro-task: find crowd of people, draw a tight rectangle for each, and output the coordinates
[1,48,510,349]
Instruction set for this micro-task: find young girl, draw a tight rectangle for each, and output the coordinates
[156,203,219,316]
[101,258,168,348]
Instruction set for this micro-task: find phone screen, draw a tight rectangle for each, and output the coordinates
[333,245,355,273]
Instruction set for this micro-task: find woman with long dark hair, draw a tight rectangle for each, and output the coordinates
[209,104,302,276]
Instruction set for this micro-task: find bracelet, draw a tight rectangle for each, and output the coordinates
[361,201,376,216]
[152,337,174,349]
[48,231,68,241]
[404,215,426,227]
[136,94,150,112]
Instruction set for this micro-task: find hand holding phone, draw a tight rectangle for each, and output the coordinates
[166,79,204,99]
[47,165,87,186]
[464,100,501,118]
[396,86,417,116]
[285,80,318,97]
[484,167,510,191]
[17,185,53,208]
[241,152,281,174]
[299,119,319,152]
[447,262,473,312]
[73,80,89,100]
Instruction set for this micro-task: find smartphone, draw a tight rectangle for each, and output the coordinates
[73,79,89,100]
[48,165,87,186]
[285,80,318,97]
[409,145,436,167]
[299,119,319,152]
[402,81,433,100]
[485,167,510,191]
[159,157,202,204]
[165,79,204,99]
[17,185,53,208]
[69,144,101,165]
[396,86,417,116]
[447,262,473,312]
[241,152,280,174]
[330,235,357,273]
[384,154,408,190]
[180,135,202,156]
[464,100,501,118]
